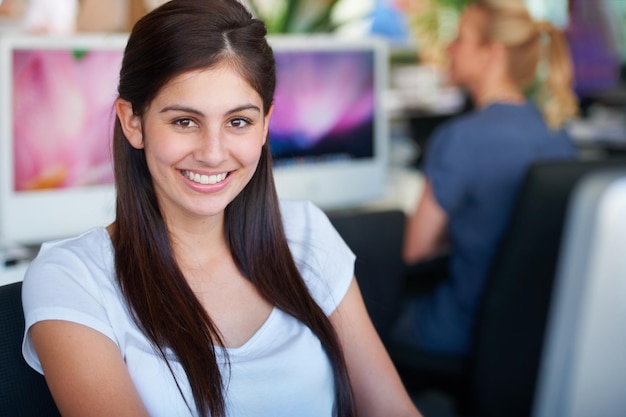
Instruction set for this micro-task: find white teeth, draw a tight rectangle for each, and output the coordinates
[184,171,227,185]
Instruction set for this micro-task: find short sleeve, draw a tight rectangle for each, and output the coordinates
[280,200,356,316]
[423,122,472,214]
[21,236,118,374]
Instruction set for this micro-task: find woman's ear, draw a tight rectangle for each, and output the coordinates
[115,98,144,149]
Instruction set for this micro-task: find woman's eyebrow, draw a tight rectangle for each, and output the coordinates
[225,104,261,116]
[158,104,261,116]
[159,105,204,116]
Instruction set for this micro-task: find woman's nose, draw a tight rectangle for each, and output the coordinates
[194,128,228,166]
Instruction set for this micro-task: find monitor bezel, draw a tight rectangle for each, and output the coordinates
[268,35,389,210]
[0,34,127,246]
[0,33,389,246]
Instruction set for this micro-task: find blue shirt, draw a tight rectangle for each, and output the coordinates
[418,102,577,355]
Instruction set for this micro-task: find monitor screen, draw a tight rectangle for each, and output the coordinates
[0,34,388,245]
[11,43,120,192]
[271,49,375,163]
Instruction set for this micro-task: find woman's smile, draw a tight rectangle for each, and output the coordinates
[181,169,229,185]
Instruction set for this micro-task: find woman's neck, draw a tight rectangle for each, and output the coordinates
[168,214,228,267]
[471,75,526,108]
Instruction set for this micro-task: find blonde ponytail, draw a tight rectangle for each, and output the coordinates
[533,20,579,129]
[475,1,579,129]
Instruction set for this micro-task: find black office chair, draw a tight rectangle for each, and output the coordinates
[464,157,626,417]
[0,281,61,417]
[389,157,626,416]
[328,209,407,346]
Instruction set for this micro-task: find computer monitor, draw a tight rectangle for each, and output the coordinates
[0,34,124,247]
[269,35,389,209]
[0,34,388,246]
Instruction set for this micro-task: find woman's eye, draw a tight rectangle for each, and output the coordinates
[174,118,198,128]
[229,118,251,128]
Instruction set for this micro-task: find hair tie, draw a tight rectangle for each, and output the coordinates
[536,20,553,43]
[535,21,553,82]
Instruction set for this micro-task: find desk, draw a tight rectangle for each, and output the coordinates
[0,169,425,288]
[0,246,37,286]
[0,262,29,286]
[363,167,424,215]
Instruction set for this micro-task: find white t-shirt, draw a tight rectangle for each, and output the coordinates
[22,199,355,417]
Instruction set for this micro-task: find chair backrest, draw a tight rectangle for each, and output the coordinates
[328,209,406,345]
[533,168,626,417]
[0,281,61,417]
[466,157,626,417]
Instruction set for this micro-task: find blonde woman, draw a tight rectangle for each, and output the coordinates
[395,0,578,356]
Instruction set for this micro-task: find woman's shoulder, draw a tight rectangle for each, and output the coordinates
[279,198,334,235]
[277,197,353,264]
[449,102,535,127]
[429,108,490,145]
[21,227,125,372]
[278,199,333,245]
[425,111,482,156]
[25,227,114,290]
[279,198,322,219]
[434,101,553,143]
[278,199,355,316]
[33,227,112,265]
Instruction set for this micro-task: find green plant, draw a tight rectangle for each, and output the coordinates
[246,0,342,33]
[407,0,475,63]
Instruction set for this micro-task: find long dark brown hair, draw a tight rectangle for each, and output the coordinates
[110,1,355,416]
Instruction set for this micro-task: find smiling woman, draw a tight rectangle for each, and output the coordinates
[19,1,423,417]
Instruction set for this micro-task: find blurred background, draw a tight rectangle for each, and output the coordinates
[1,0,625,163]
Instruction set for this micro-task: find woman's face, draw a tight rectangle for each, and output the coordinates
[120,64,272,226]
[446,6,491,88]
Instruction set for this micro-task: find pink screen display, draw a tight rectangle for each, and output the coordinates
[12,47,376,191]
[12,49,122,191]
